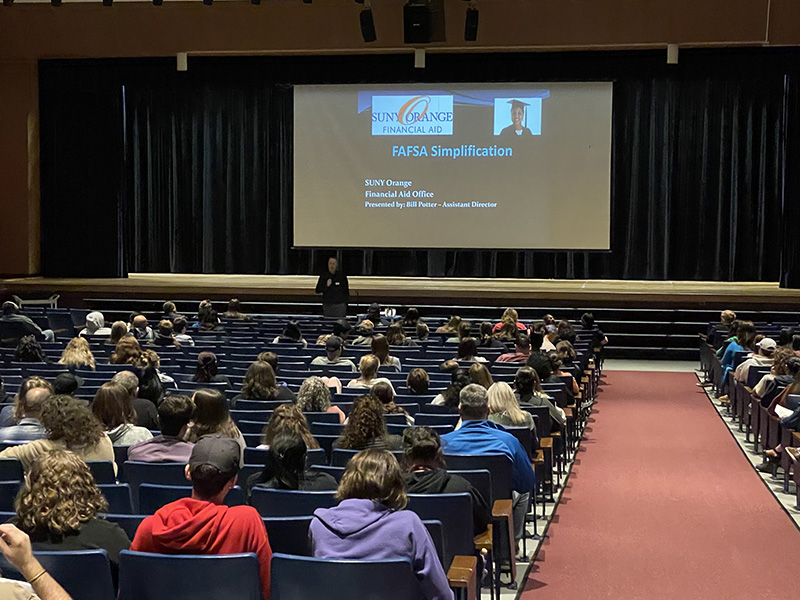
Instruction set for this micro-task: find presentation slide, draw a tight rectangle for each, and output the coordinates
[293,82,613,250]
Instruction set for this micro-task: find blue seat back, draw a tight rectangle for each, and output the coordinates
[406,493,474,566]
[98,483,134,515]
[330,449,404,468]
[0,458,23,481]
[263,516,313,556]
[444,453,513,501]
[250,489,338,517]
[36,550,115,600]
[102,514,147,540]
[414,413,460,427]
[118,550,261,600]
[87,460,118,484]
[0,481,21,512]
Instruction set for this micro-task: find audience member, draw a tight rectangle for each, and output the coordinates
[455,338,487,363]
[488,381,537,434]
[492,308,526,333]
[137,363,168,404]
[110,370,160,430]
[468,363,494,390]
[753,346,795,405]
[707,309,737,349]
[273,321,307,347]
[152,320,180,347]
[0,523,74,600]
[436,315,461,334]
[406,368,430,395]
[402,426,491,536]
[540,324,558,351]
[0,387,49,443]
[196,300,222,331]
[386,323,418,347]
[92,382,154,446]
[555,320,577,345]
[334,395,402,451]
[172,316,195,346]
[360,302,391,327]
[162,301,180,321]
[185,389,245,466]
[441,384,535,544]
[371,334,401,370]
[130,315,155,342]
[416,321,430,341]
[295,377,346,424]
[493,318,519,341]
[310,449,453,600]
[352,319,376,345]
[578,312,608,351]
[0,377,53,428]
[259,404,319,450]
[547,351,579,398]
[399,307,420,328]
[221,298,251,320]
[446,321,473,344]
[479,321,506,349]
[231,361,295,408]
[15,336,48,364]
[52,373,81,396]
[105,321,128,346]
[497,334,532,363]
[191,352,231,388]
[78,311,111,338]
[735,337,776,382]
[347,355,396,393]
[514,367,565,430]
[372,381,414,425]
[310,336,357,371]
[0,301,55,343]
[0,395,115,471]
[131,434,272,600]
[57,337,95,370]
[431,368,470,411]
[128,394,195,463]
[109,337,142,365]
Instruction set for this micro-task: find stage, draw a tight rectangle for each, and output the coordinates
[0,274,798,310]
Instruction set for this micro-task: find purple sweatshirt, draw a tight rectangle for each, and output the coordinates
[310,498,454,600]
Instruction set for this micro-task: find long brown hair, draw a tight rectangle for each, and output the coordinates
[261,404,319,449]
[188,389,240,441]
[370,335,392,365]
[58,337,95,370]
[337,395,387,450]
[336,449,407,510]
[241,361,279,400]
[92,382,137,429]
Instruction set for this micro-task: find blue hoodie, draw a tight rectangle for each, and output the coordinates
[310,498,454,600]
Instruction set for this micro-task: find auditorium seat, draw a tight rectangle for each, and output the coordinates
[262,516,313,556]
[36,550,116,600]
[98,483,135,515]
[249,488,338,517]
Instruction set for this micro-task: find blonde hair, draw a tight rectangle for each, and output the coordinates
[468,363,493,390]
[337,449,407,510]
[58,337,95,370]
[488,381,529,426]
[16,450,108,540]
[358,354,380,381]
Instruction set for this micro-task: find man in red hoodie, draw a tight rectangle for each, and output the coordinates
[131,434,272,599]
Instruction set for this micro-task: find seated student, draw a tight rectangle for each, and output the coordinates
[57,337,96,371]
[131,435,272,600]
[79,311,112,338]
[221,298,251,320]
[513,367,565,431]
[707,309,737,349]
[758,358,800,471]
[527,352,560,387]
[488,381,537,435]
[445,321,473,345]
[258,403,320,450]
[172,316,195,347]
[347,354,397,393]
[436,315,461,335]
[130,315,155,343]
[110,337,143,365]
[555,340,577,368]
[0,395,115,472]
[372,381,414,425]
[15,451,130,578]
[0,301,55,343]
[735,337,776,383]
[105,321,129,347]
[468,363,493,391]
[540,325,558,352]
[296,377,346,424]
[497,334,532,363]
[128,394,196,463]
[15,336,49,364]
[430,369,469,412]
[493,318,519,342]
[334,395,403,451]
[578,312,609,351]
[273,320,307,348]
[406,368,430,396]
[231,361,295,408]
[416,321,430,342]
[478,321,506,349]
[0,388,49,443]
[195,300,223,332]
[454,338,488,364]
[110,370,160,430]
[351,319,376,346]
[386,323,418,347]
[491,308,526,334]
[162,301,180,321]
[399,307,420,329]
[246,430,337,498]
[92,383,154,447]
[185,389,246,466]
[151,320,180,347]
[191,352,232,389]
[717,321,757,403]
[0,376,53,429]
[0,522,74,600]
[403,427,491,536]
[754,346,795,405]
[311,336,357,372]
[358,303,392,328]
[555,320,577,345]
[547,350,580,397]
[310,449,453,600]
[371,334,401,371]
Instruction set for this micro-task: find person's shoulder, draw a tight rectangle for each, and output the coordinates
[225,504,264,525]
[84,517,131,539]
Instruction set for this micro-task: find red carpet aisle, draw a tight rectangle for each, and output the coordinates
[523,371,800,600]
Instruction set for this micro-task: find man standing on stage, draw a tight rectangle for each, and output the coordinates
[315,256,349,318]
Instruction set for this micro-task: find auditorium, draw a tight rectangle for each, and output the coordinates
[1,1,800,599]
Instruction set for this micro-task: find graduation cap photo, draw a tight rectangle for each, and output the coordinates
[492,96,543,137]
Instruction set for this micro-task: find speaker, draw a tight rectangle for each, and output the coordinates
[404,0,445,44]
[465,7,479,41]
[360,8,376,43]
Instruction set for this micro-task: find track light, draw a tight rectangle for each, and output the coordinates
[360,2,376,43]
[464,2,478,41]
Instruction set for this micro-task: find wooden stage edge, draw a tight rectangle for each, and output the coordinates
[1,274,799,309]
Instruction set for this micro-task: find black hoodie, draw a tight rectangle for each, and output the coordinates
[405,468,491,536]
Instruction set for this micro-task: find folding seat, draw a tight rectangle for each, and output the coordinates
[98,483,135,514]
[36,550,115,600]
[263,516,313,555]
[250,488,338,517]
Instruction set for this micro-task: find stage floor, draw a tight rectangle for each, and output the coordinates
[1,274,799,309]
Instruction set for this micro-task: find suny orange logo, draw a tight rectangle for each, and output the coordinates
[397,96,431,125]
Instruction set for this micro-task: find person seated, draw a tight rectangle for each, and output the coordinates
[399,307,420,329]
[347,355,397,393]
[258,404,320,450]
[185,389,245,466]
[14,336,49,364]
[296,377,346,424]
[130,315,154,342]
[372,381,414,425]
[488,381,537,436]
[57,337,95,371]
[454,338,487,364]
[311,336,357,372]
[753,347,795,405]
[416,321,430,342]
[105,321,128,347]
[0,395,115,472]
[246,430,337,498]
[110,370,159,430]
[78,311,112,338]
[430,369,469,412]
[358,303,391,327]
[527,352,560,386]
[0,523,74,600]
[402,426,491,536]
[445,321,474,345]
[191,352,232,388]
[468,363,493,390]
[707,309,736,349]
[441,384,535,545]
[161,301,181,321]
[406,368,430,396]
[151,320,180,347]
[491,308,526,334]
[315,319,354,347]
[221,298,251,321]
[717,321,757,403]
[555,320,577,345]
[14,451,130,579]
[492,317,519,342]
[128,394,196,463]
[435,315,461,335]
[547,351,579,398]
[195,300,223,332]
[0,301,55,344]
[109,337,142,365]
[0,377,53,428]
[172,316,195,347]
[735,337,776,382]
[578,312,608,351]
[540,324,558,351]
[310,449,453,600]
[231,361,295,408]
[334,395,402,451]
[371,334,401,371]
[758,359,800,471]
[497,333,532,363]
[131,435,272,600]
[386,323,418,347]
[478,321,506,349]
[0,388,49,443]
[514,367,565,430]
[272,320,307,347]
[351,320,376,346]
[92,382,154,447]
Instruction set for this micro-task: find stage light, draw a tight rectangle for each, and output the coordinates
[464,1,478,41]
[202,0,212,6]
[360,3,376,43]
[103,0,113,6]
[153,0,163,6]
[51,0,62,6]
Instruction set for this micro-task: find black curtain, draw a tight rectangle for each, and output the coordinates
[38,50,800,284]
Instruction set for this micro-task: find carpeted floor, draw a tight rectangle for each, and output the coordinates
[522,370,800,600]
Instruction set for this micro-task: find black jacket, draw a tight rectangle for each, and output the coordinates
[246,468,338,500]
[405,468,491,536]
[316,271,349,305]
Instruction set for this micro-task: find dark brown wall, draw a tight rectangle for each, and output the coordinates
[0,0,794,275]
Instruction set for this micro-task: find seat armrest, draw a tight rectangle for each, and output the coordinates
[473,524,493,551]
[532,450,545,466]
[447,555,478,600]
[540,437,553,449]
[564,407,574,418]
[492,499,512,520]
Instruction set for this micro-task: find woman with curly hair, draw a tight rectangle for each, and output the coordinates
[58,337,96,371]
[334,395,402,451]
[15,450,130,574]
[310,449,451,600]
[259,403,319,449]
[14,336,48,364]
[493,317,519,341]
[385,323,418,347]
[185,389,244,466]
[110,336,142,365]
[0,395,114,471]
[231,361,294,408]
[92,382,153,446]
[296,376,346,424]
[190,351,231,388]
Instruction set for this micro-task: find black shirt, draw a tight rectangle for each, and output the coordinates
[231,385,296,408]
[132,397,160,431]
[315,271,349,305]
[405,468,491,536]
